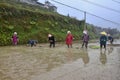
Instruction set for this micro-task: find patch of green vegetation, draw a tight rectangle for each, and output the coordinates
[0,1,95,46]
[89,45,100,49]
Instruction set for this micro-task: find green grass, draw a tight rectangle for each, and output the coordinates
[0,1,85,46]
[89,45,100,49]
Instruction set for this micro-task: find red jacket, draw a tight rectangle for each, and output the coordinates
[66,34,73,45]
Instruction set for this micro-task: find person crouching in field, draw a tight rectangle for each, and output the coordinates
[27,40,38,47]
[65,31,73,48]
[11,32,19,45]
[48,34,55,48]
[108,34,114,44]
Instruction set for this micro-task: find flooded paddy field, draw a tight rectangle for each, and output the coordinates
[0,41,120,80]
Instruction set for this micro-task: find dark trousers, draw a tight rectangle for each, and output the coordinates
[100,43,106,50]
[110,40,113,44]
[67,44,72,48]
[82,41,88,48]
[50,42,55,48]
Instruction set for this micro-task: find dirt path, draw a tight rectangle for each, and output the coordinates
[0,42,120,80]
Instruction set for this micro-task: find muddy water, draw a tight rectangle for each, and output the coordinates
[0,42,120,80]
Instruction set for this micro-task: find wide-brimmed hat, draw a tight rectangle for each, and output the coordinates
[14,32,17,35]
[100,31,107,35]
[48,34,52,37]
[67,31,71,34]
[83,30,88,34]
[83,30,87,34]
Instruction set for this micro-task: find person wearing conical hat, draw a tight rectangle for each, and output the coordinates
[100,31,107,50]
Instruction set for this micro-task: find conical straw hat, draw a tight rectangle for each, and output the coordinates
[100,31,107,35]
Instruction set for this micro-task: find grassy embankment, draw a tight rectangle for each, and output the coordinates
[0,1,95,46]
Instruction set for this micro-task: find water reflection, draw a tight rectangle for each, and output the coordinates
[65,48,89,65]
[65,49,73,62]
[81,49,89,65]
[100,50,107,65]
[108,46,114,55]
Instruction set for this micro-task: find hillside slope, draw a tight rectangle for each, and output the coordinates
[0,2,85,46]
